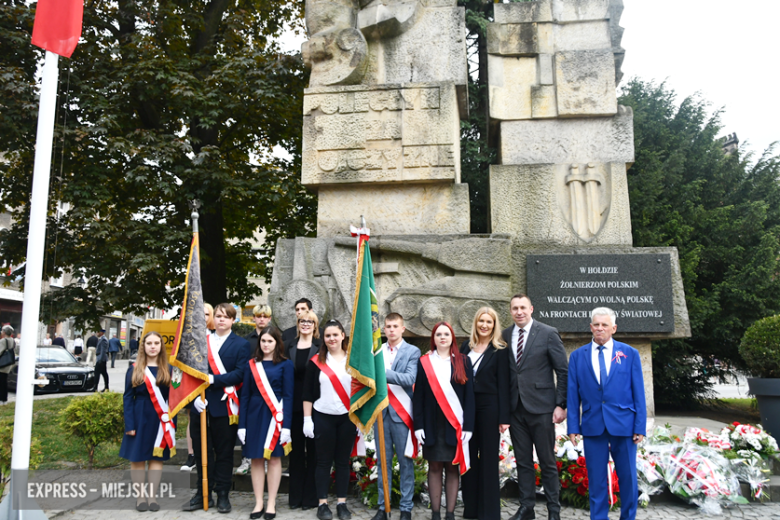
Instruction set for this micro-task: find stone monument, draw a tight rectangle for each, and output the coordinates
[269,0,690,414]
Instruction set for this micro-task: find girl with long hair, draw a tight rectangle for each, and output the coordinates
[302,319,356,520]
[238,326,293,519]
[460,307,513,520]
[119,331,175,511]
[413,322,475,520]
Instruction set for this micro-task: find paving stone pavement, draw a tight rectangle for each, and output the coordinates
[46,493,780,520]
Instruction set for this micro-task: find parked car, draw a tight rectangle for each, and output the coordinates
[7,346,98,394]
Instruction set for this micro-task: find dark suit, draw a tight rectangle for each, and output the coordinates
[501,320,568,515]
[568,341,646,520]
[95,336,110,390]
[284,336,322,509]
[412,354,475,454]
[459,340,513,520]
[190,331,250,493]
[52,337,66,347]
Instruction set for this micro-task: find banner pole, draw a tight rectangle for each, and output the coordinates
[377,412,392,515]
[201,389,209,511]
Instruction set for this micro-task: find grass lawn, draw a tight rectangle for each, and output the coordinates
[0,395,189,470]
[658,397,760,425]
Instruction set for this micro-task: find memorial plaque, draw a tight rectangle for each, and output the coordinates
[526,254,674,333]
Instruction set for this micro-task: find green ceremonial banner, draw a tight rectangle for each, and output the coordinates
[346,237,388,434]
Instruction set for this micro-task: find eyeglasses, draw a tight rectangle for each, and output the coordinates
[298,320,314,326]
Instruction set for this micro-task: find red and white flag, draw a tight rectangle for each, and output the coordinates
[31,0,84,58]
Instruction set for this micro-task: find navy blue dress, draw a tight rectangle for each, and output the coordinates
[119,366,175,462]
[238,359,294,459]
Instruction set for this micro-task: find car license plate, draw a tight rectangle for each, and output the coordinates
[62,380,83,386]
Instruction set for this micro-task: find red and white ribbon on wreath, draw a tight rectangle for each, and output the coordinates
[208,335,240,425]
[420,353,470,475]
[141,365,177,458]
[311,356,365,456]
[249,359,292,459]
[388,384,418,458]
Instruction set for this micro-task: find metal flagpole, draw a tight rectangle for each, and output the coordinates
[190,202,209,512]
[1,50,61,520]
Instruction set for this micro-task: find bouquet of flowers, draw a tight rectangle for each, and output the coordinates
[720,422,779,460]
[554,435,620,510]
[730,450,772,501]
[498,431,516,489]
[636,450,664,508]
[660,443,746,515]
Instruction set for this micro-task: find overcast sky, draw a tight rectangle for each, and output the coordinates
[280,1,780,157]
[620,1,779,156]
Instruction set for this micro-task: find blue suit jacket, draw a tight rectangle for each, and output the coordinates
[108,338,122,352]
[567,340,646,437]
[384,340,421,424]
[206,332,251,418]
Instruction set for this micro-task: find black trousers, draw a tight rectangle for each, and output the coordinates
[509,399,560,513]
[313,410,356,499]
[289,411,318,508]
[110,351,118,367]
[95,361,109,390]
[190,408,238,493]
[0,372,7,402]
[462,393,502,520]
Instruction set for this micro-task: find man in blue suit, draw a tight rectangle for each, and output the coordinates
[183,303,250,514]
[371,313,420,520]
[108,334,122,368]
[567,307,646,520]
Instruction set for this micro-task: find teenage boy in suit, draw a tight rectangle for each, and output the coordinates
[567,307,646,520]
[371,313,421,520]
[183,303,250,514]
[501,295,568,520]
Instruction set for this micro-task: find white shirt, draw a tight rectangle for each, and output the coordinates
[384,341,401,371]
[209,330,230,355]
[314,353,351,415]
[74,338,84,348]
[429,350,451,383]
[511,319,534,361]
[591,338,614,384]
[467,350,484,373]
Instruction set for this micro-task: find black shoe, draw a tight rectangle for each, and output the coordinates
[263,513,276,520]
[302,505,315,511]
[136,501,148,512]
[509,505,536,520]
[182,493,213,511]
[445,513,455,520]
[371,510,387,520]
[336,503,351,520]
[547,511,560,520]
[317,504,333,520]
[181,453,196,471]
[289,503,300,510]
[148,502,160,512]
[431,512,441,520]
[216,491,231,513]
[400,512,412,520]
[249,508,265,519]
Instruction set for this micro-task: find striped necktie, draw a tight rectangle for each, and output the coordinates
[516,328,525,366]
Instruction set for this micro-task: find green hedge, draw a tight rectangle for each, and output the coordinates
[739,315,780,379]
[59,392,125,469]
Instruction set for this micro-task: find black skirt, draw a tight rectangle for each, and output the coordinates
[423,405,456,462]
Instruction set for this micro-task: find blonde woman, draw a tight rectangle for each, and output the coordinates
[284,309,322,510]
[459,307,512,520]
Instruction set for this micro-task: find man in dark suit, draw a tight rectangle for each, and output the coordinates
[108,334,122,367]
[567,307,646,520]
[280,298,323,343]
[94,330,110,391]
[51,334,66,347]
[85,332,99,365]
[501,294,568,520]
[183,303,250,514]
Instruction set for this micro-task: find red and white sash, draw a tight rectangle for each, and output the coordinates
[419,353,470,474]
[387,384,418,458]
[208,335,240,425]
[311,356,365,457]
[249,359,292,459]
[140,364,176,458]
